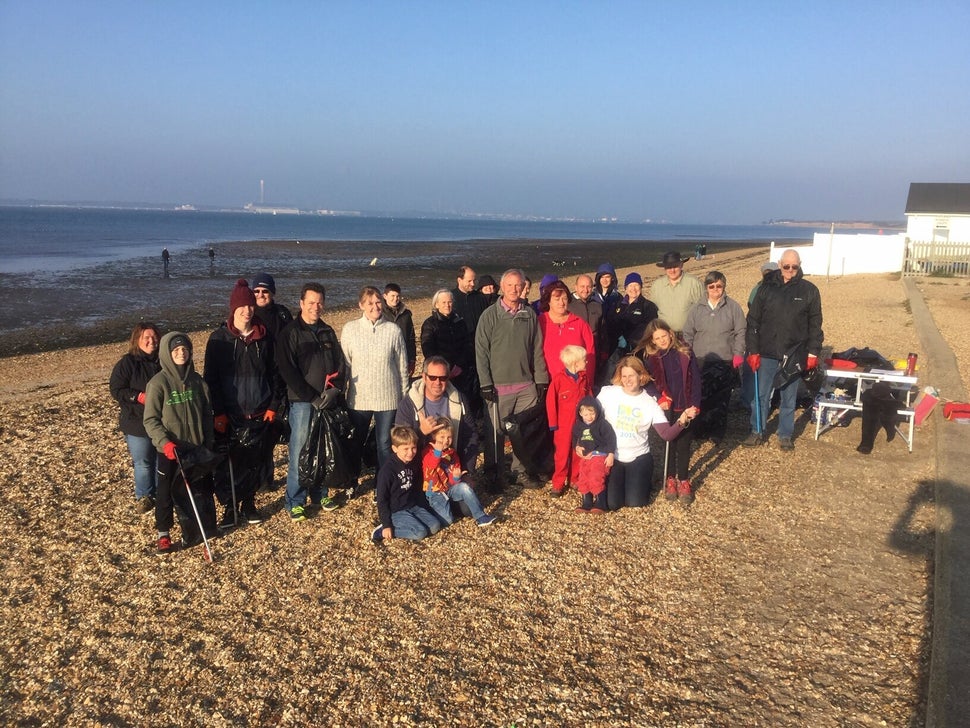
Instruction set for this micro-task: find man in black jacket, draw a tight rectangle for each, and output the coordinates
[275,283,348,520]
[252,272,293,341]
[451,265,488,337]
[743,249,823,451]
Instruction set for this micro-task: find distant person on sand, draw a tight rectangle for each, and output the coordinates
[451,265,488,336]
[275,283,347,521]
[743,249,823,452]
[162,248,170,277]
[109,323,162,515]
[381,282,417,377]
[251,272,293,341]
[649,251,704,333]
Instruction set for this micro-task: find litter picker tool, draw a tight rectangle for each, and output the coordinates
[228,453,239,527]
[174,450,214,563]
[753,367,763,435]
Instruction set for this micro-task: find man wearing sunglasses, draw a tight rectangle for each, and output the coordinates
[743,249,823,451]
[252,272,293,340]
[395,355,478,476]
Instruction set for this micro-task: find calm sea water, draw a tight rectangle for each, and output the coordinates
[1,205,834,356]
[0,206,826,275]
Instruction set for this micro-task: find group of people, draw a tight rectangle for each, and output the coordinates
[110,248,823,553]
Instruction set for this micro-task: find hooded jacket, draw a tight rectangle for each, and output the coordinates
[571,395,617,456]
[593,263,621,313]
[746,268,823,360]
[204,318,284,421]
[382,300,417,365]
[143,332,214,454]
[395,378,478,469]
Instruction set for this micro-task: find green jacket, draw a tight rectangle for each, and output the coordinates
[144,331,214,454]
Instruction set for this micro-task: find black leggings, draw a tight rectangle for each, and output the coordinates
[662,409,694,481]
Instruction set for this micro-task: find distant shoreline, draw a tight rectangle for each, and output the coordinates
[766,220,904,230]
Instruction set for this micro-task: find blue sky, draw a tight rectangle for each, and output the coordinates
[1,2,968,223]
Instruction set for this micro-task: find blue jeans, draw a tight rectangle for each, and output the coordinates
[749,357,799,439]
[285,401,314,511]
[390,505,443,541]
[125,434,158,499]
[350,409,396,471]
[425,482,487,524]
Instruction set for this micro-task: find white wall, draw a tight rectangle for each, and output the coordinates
[906,214,970,241]
[768,233,907,276]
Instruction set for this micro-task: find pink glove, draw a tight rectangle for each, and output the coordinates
[262,409,276,423]
[732,355,743,369]
[806,354,818,370]
[163,442,178,461]
[136,392,146,405]
[214,415,229,434]
[747,354,761,372]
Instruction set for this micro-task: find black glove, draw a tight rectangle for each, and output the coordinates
[480,385,497,404]
[312,388,340,410]
[536,383,549,401]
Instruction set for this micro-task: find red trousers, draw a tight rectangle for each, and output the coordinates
[551,420,580,490]
[576,454,609,496]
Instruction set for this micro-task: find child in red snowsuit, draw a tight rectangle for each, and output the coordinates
[571,396,616,512]
[546,345,592,497]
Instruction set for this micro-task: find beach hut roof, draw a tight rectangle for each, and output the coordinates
[905,183,970,215]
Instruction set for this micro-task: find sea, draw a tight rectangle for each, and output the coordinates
[0,205,836,356]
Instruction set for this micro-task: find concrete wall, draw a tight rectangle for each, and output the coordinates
[768,233,907,276]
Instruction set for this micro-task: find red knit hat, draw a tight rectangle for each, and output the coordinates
[230,278,256,313]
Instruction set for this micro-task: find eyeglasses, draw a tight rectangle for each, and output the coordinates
[781,264,799,271]
[707,283,724,289]
[424,374,448,382]
[253,289,271,295]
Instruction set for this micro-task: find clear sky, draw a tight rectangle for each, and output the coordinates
[1,1,968,223]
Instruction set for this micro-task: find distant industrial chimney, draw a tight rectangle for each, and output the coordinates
[259,179,265,204]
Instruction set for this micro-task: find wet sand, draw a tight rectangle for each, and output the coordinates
[4,238,769,357]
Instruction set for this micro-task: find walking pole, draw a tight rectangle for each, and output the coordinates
[174,451,214,563]
[662,439,670,484]
[753,367,763,435]
[228,454,239,527]
[491,402,505,483]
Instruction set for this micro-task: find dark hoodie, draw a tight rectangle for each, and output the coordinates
[144,331,214,454]
[381,300,417,366]
[204,318,283,420]
[571,395,617,456]
[593,263,621,312]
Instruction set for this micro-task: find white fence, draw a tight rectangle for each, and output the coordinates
[902,239,970,277]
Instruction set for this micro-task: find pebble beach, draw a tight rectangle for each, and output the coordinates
[2,243,969,725]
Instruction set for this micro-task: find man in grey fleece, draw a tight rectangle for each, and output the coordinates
[475,268,550,490]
